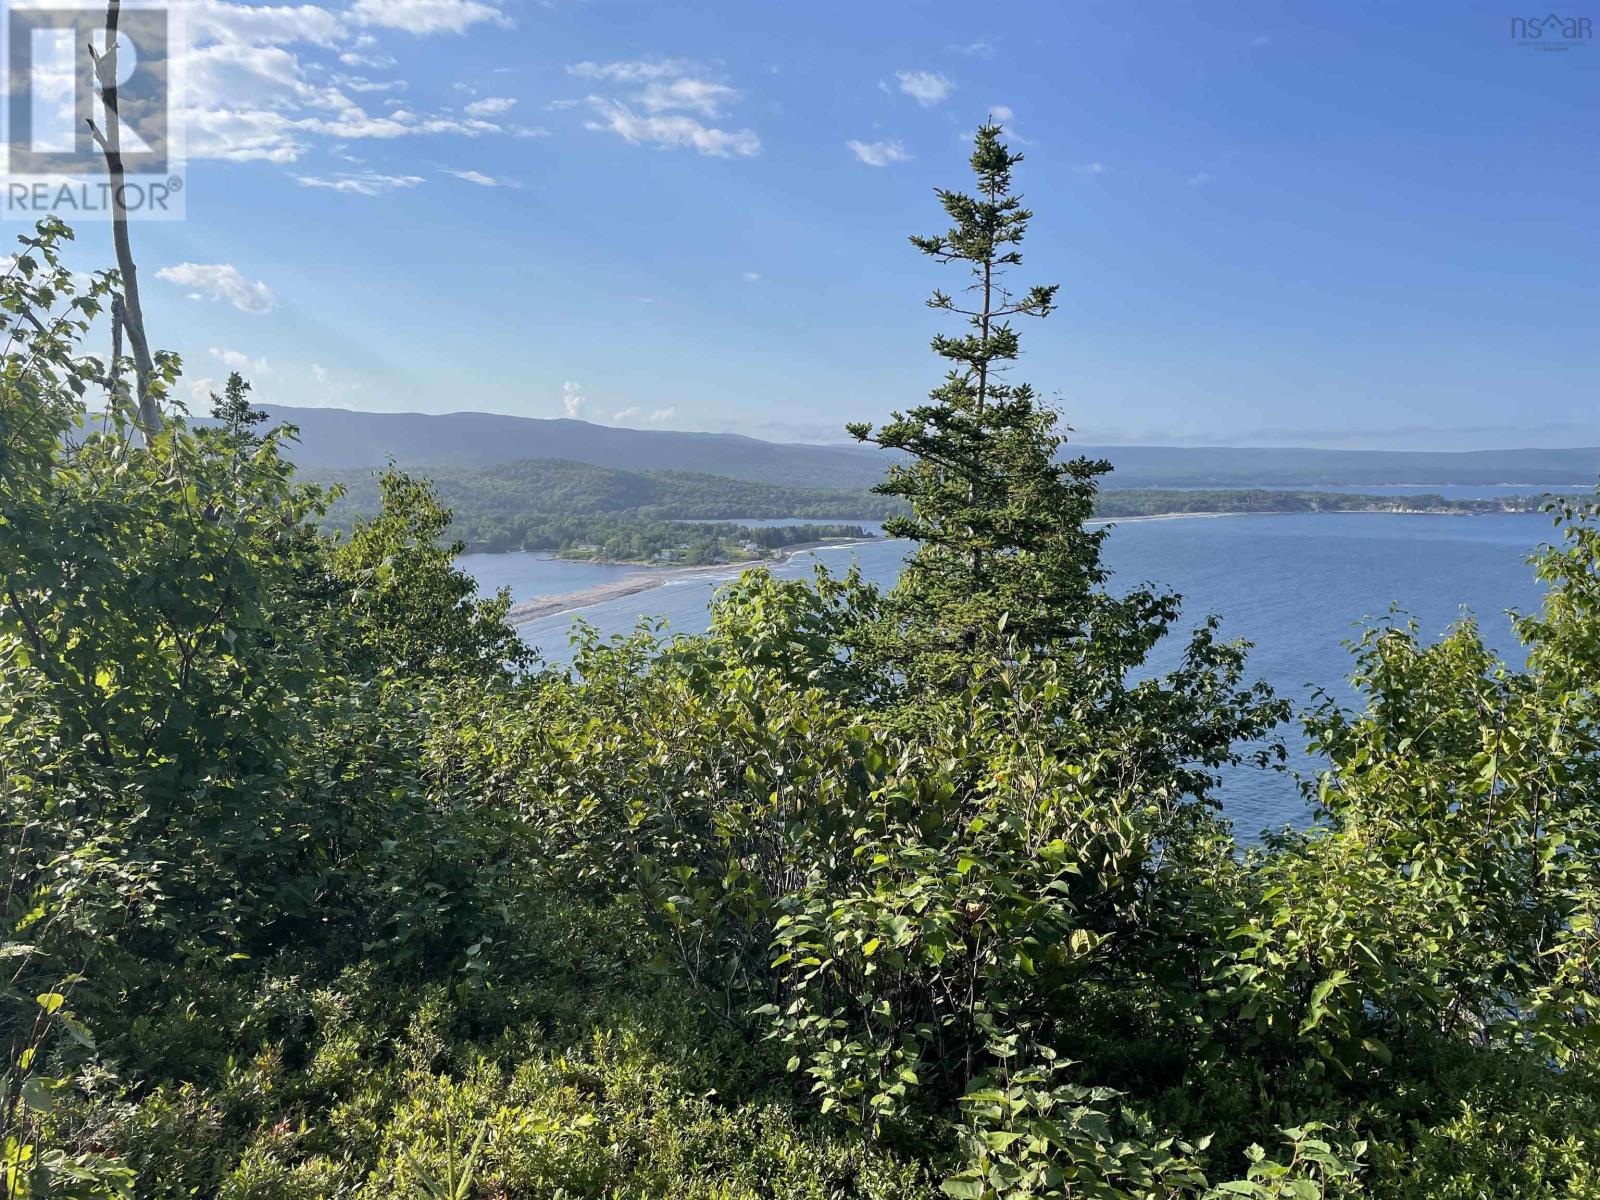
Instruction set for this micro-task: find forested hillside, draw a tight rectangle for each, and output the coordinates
[256,404,891,486]
[315,458,896,556]
[4,130,1600,1200]
[312,456,1563,557]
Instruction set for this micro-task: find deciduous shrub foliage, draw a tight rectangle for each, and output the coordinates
[1,130,1598,1198]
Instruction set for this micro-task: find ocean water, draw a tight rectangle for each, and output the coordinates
[1108,484,1589,500]
[462,512,1554,837]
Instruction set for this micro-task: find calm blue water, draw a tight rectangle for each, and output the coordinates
[1109,484,1588,500]
[462,513,1552,837]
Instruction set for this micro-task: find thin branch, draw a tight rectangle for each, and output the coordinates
[86,1,159,438]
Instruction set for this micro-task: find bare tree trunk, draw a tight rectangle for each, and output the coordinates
[86,0,158,437]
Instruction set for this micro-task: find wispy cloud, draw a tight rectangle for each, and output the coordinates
[896,69,953,107]
[156,263,276,314]
[640,78,737,118]
[1074,161,1105,175]
[585,99,760,157]
[349,0,509,36]
[464,95,517,117]
[295,171,425,195]
[1188,170,1214,187]
[194,2,344,47]
[574,59,760,157]
[336,75,406,93]
[847,138,911,167]
[183,2,527,165]
[568,58,689,82]
[611,405,678,426]
[442,167,512,187]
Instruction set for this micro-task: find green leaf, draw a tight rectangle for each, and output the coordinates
[20,1075,61,1113]
[940,1177,986,1199]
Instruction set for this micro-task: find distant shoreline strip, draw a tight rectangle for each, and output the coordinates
[503,537,879,625]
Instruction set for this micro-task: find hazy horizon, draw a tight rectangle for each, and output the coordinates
[252,401,1600,456]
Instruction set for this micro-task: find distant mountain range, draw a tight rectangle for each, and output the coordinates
[259,405,887,488]
[260,405,1600,490]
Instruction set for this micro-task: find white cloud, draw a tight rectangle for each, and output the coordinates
[574,60,759,156]
[585,99,759,157]
[1074,161,1105,175]
[562,381,585,419]
[296,171,424,195]
[743,271,761,282]
[339,36,397,69]
[568,59,689,82]
[443,167,511,186]
[609,405,678,426]
[896,69,953,107]
[640,78,736,117]
[1251,35,1272,47]
[194,2,344,48]
[156,263,276,314]
[464,96,517,117]
[350,0,508,35]
[178,1,528,167]
[209,346,268,373]
[1188,171,1214,187]
[337,75,406,93]
[847,138,911,167]
[312,364,330,385]
[955,38,996,58]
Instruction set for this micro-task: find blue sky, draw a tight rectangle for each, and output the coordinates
[37,0,1600,448]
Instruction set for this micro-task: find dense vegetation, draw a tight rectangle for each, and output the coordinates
[315,458,1567,559]
[314,459,884,558]
[316,458,906,522]
[4,129,1599,1200]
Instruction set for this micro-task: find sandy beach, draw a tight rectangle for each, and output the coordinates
[503,538,879,625]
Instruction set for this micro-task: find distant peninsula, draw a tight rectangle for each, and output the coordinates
[312,456,1583,566]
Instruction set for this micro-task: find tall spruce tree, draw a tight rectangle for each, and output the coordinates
[209,371,267,446]
[849,123,1120,690]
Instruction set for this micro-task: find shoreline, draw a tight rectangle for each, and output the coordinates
[504,538,877,625]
